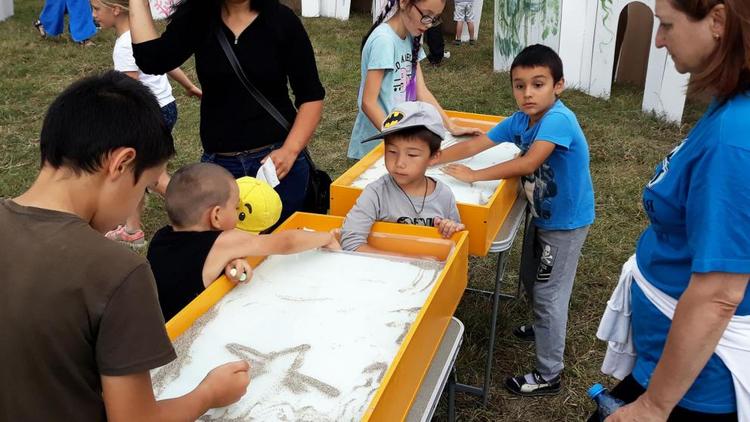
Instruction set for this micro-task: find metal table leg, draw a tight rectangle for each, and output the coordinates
[455,248,511,404]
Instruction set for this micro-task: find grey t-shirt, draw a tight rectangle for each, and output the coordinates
[341,175,461,251]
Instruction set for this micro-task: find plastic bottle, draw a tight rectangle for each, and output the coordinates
[588,383,626,421]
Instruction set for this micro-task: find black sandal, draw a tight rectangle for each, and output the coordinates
[33,20,46,37]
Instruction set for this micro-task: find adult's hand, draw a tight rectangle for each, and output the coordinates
[263,147,299,180]
[605,394,668,422]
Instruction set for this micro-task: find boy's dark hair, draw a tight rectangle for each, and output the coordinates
[40,71,175,183]
[166,163,235,228]
[384,126,442,155]
[510,44,564,83]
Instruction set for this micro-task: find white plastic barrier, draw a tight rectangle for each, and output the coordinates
[0,0,13,22]
[494,0,689,123]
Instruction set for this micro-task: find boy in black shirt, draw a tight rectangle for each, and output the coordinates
[148,163,340,320]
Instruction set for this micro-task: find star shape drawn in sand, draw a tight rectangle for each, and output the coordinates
[226,343,341,398]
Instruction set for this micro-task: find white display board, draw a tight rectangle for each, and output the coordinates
[493,0,689,123]
[303,0,350,20]
[0,0,13,22]
[351,135,520,205]
[152,249,444,421]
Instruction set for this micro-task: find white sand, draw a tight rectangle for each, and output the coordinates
[151,249,444,422]
[351,135,520,205]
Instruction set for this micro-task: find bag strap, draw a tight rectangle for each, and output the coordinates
[215,28,320,173]
[215,28,291,131]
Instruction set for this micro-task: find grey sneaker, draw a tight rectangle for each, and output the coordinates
[453,39,461,46]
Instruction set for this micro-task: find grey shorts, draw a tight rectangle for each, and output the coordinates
[454,2,474,22]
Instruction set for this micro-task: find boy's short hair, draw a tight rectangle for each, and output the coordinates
[384,127,442,155]
[166,163,236,228]
[510,44,564,83]
[40,71,175,183]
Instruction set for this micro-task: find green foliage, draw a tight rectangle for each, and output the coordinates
[495,0,560,58]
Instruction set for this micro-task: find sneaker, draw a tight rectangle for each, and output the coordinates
[469,39,476,45]
[33,20,46,37]
[512,324,535,341]
[105,225,146,248]
[505,370,561,397]
[453,39,461,46]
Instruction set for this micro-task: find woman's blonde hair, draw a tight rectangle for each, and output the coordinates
[98,0,129,12]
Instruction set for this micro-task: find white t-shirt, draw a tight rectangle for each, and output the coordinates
[113,30,175,108]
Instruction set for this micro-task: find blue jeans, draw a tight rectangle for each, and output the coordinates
[201,145,310,224]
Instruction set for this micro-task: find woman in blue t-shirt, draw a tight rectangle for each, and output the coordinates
[598,1,750,421]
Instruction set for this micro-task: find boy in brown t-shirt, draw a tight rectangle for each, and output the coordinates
[0,71,249,421]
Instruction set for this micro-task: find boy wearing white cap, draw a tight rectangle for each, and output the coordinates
[341,101,465,254]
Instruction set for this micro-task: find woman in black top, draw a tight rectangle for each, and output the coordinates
[128,0,324,221]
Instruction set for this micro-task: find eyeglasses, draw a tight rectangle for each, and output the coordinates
[413,4,442,27]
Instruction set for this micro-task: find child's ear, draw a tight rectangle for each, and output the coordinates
[106,147,137,181]
[554,77,565,97]
[209,206,223,230]
[429,150,441,166]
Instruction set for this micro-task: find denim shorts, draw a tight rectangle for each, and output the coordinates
[201,144,310,224]
[160,101,178,132]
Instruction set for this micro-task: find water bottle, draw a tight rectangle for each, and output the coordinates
[588,383,626,421]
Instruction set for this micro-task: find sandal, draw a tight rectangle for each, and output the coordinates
[77,39,95,47]
[33,20,46,37]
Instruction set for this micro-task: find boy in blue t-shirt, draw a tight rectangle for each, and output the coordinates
[437,44,595,396]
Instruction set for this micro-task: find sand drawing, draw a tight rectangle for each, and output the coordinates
[152,249,444,421]
[351,134,520,205]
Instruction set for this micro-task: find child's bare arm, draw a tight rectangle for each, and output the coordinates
[202,230,340,285]
[101,361,249,422]
[166,68,202,98]
[442,140,556,182]
[362,69,387,129]
[435,134,496,165]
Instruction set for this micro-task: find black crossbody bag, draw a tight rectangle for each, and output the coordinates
[215,29,331,215]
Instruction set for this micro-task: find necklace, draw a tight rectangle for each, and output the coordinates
[393,175,428,216]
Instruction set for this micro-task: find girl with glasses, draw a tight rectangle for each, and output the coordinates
[347,0,480,159]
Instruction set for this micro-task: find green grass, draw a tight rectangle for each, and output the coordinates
[0,1,706,420]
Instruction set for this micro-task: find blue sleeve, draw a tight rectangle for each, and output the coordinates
[687,141,750,274]
[486,114,517,144]
[535,112,574,149]
[364,34,396,71]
